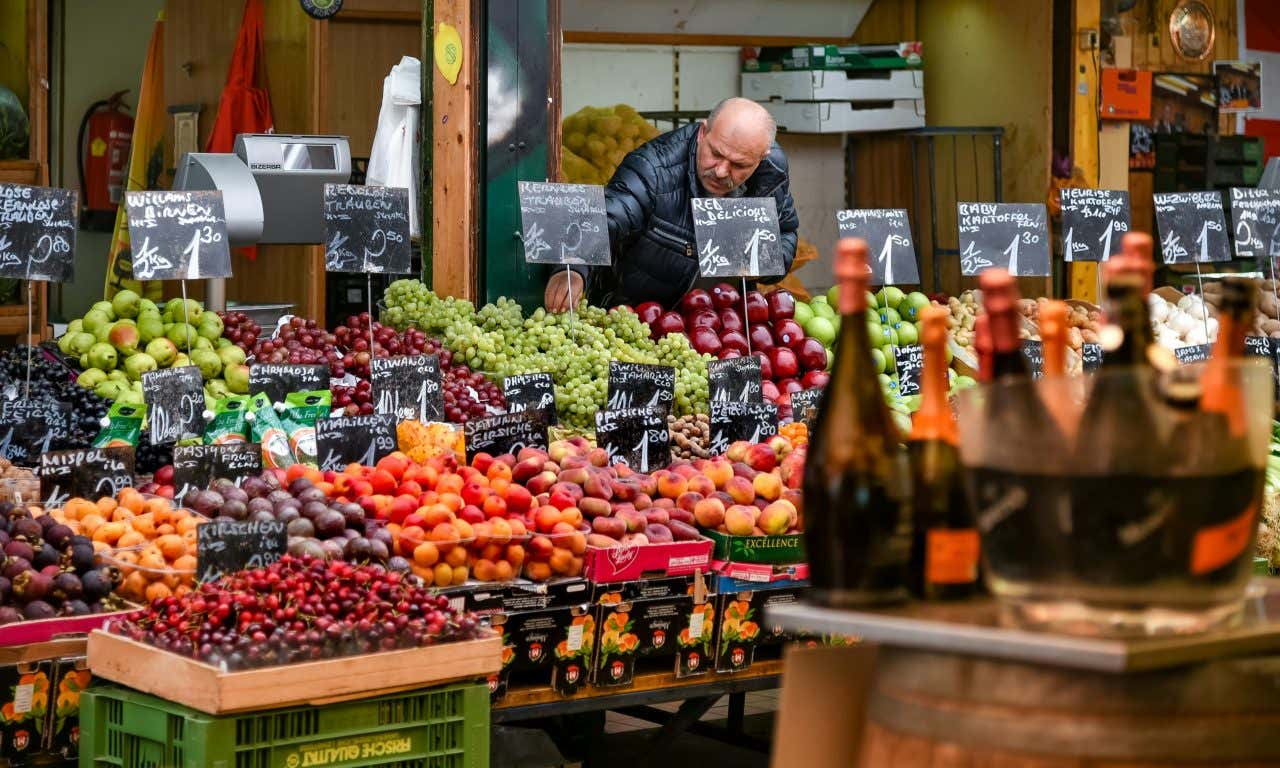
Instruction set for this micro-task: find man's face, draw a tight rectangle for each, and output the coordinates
[696,119,768,197]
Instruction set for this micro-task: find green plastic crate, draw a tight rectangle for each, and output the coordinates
[80,682,489,768]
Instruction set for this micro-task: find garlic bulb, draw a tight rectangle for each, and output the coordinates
[1185,325,1208,346]
[1148,295,1171,322]
[1177,294,1197,312]
[1170,311,1198,337]
[1204,316,1219,340]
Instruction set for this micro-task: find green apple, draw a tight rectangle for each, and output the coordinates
[804,316,837,347]
[877,307,901,326]
[894,321,919,346]
[865,291,879,310]
[811,301,836,321]
[878,326,899,347]
[899,291,930,321]
[877,373,893,390]
[793,301,815,326]
[826,284,839,307]
[881,286,905,308]
[870,347,887,374]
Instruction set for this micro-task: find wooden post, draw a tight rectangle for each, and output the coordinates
[27,0,48,339]
[1069,0,1101,302]
[431,0,480,300]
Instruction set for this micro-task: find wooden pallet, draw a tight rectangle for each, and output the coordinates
[87,629,501,715]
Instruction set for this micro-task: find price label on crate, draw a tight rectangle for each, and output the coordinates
[893,344,924,396]
[142,366,206,444]
[707,356,763,404]
[1174,343,1213,364]
[248,363,329,404]
[789,387,823,430]
[503,372,557,425]
[607,362,675,413]
[1020,339,1044,378]
[370,354,443,422]
[517,182,611,266]
[1246,335,1273,358]
[835,208,919,285]
[1060,188,1129,262]
[172,442,263,499]
[125,190,232,280]
[0,182,77,281]
[0,398,71,462]
[322,184,412,274]
[1081,342,1104,372]
[957,202,1051,276]
[1153,191,1230,264]
[39,446,135,507]
[692,197,784,278]
[709,402,779,455]
[463,411,549,461]
[197,519,287,583]
[595,408,670,473]
[1229,188,1280,260]
[315,413,397,471]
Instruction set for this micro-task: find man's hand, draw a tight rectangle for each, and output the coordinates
[544,270,585,313]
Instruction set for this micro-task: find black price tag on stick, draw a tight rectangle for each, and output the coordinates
[708,357,762,404]
[503,373,557,425]
[789,387,823,429]
[1020,339,1044,378]
[1229,188,1280,259]
[173,443,263,498]
[322,184,412,274]
[142,366,206,444]
[315,413,397,471]
[835,209,919,285]
[0,399,71,461]
[39,447,135,507]
[1060,188,1130,262]
[125,190,231,280]
[248,363,329,404]
[607,362,675,412]
[1246,336,1273,358]
[692,197,784,277]
[1082,343,1104,372]
[371,355,443,422]
[893,345,924,396]
[197,519,287,583]
[464,411,549,461]
[595,408,670,473]
[517,182,611,266]
[1175,344,1213,364]
[957,202,1051,276]
[708,402,779,455]
[1153,191,1230,264]
[0,183,77,282]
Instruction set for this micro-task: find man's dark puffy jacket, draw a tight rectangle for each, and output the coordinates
[585,122,799,308]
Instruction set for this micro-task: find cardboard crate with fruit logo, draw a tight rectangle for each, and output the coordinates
[0,660,50,760]
[713,585,808,673]
[49,656,90,763]
[551,607,596,695]
[591,602,642,687]
[591,574,716,681]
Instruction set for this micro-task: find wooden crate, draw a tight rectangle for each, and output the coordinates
[87,629,502,715]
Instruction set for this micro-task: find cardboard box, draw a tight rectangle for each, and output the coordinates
[764,99,925,134]
[48,656,89,762]
[550,606,596,695]
[491,603,596,698]
[742,42,922,73]
[704,529,806,564]
[590,574,696,604]
[444,578,592,614]
[582,539,713,582]
[742,68,924,103]
[770,644,879,768]
[0,659,52,760]
[713,586,808,673]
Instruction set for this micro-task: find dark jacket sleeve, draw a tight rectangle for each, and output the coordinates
[760,148,799,285]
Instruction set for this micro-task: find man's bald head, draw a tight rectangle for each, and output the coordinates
[696,98,777,197]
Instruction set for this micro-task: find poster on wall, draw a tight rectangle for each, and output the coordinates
[1129,73,1217,169]
[1215,60,1263,113]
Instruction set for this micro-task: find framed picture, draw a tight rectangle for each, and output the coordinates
[1215,60,1263,113]
[1129,73,1218,169]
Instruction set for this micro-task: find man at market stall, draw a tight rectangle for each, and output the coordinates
[544,97,800,311]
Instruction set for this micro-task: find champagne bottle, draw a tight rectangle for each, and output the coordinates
[909,304,979,600]
[1039,300,1068,378]
[803,238,912,606]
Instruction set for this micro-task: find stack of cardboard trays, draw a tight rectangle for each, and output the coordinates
[742,42,925,134]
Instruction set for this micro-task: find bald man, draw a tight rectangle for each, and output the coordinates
[545,97,800,311]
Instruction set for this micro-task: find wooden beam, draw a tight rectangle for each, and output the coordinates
[562,31,855,46]
[1069,0,1101,302]
[27,0,48,337]
[548,0,562,181]
[431,0,480,300]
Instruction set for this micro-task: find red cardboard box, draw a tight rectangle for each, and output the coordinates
[582,539,714,582]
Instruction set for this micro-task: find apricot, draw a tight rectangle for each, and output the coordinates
[452,565,469,585]
[156,534,186,561]
[494,559,515,581]
[549,548,574,574]
[433,562,454,587]
[445,546,468,568]
[413,541,440,567]
[524,561,552,581]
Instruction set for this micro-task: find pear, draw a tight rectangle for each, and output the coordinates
[107,369,129,384]
[172,353,192,370]
[81,309,111,335]
[90,300,116,321]
[145,338,179,367]
[76,368,107,389]
[115,389,145,406]
[215,337,231,349]
[197,311,224,341]
[94,380,125,401]
[107,323,141,356]
[111,289,142,319]
[123,352,158,382]
[138,298,159,316]
[138,316,164,344]
[166,323,199,351]
[217,344,246,368]
[193,336,213,352]
[57,332,76,355]
[191,348,223,381]
[224,363,250,394]
[207,379,231,399]
[88,342,118,371]
[68,332,96,356]
[65,318,83,336]
[94,321,114,344]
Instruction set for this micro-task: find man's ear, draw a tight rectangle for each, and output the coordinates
[698,120,708,138]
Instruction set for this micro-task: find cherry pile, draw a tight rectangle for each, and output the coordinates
[107,556,486,669]
[250,317,340,371]
[218,311,262,352]
[333,314,435,379]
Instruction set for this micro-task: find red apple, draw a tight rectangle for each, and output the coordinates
[711,282,741,309]
[778,377,803,395]
[690,326,724,356]
[745,291,770,323]
[688,309,719,331]
[748,324,775,352]
[653,311,685,339]
[801,369,830,389]
[761,380,781,402]
[796,337,829,371]
[767,289,796,322]
[636,301,663,325]
[773,319,806,350]
[717,348,743,360]
[718,308,744,333]
[769,346,800,379]
[720,330,750,355]
[680,289,713,315]
[753,350,773,380]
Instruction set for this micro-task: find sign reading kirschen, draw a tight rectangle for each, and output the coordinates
[835,209,919,285]
[1060,188,1130,262]
[957,202,1051,277]
[691,197,784,278]
[517,182,611,266]
[0,183,77,282]
[1153,191,1230,264]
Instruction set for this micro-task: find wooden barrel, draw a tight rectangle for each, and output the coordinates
[861,648,1280,767]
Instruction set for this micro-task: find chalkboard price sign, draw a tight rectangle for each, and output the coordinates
[197,519,287,583]
[1060,188,1130,262]
[956,202,1051,277]
[0,398,71,462]
[607,362,675,412]
[707,356,762,404]
[1229,188,1280,260]
[691,197,784,278]
[1081,343,1104,372]
[1174,343,1213,364]
[172,442,263,498]
[463,411,549,461]
[517,182,611,266]
[370,354,443,422]
[322,184,412,274]
[1153,191,1229,264]
[0,183,77,282]
[1020,339,1044,378]
[789,387,823,429]
[39,446,135,507]
[248,363,329,404]
[595,408,670,473]
[142,366,206,444]
[503,373,557,424]
[315,413,397,471]
[708,402,779,456]
[892,345,924,396]
[125,190,232,280]
[835,209,919,285]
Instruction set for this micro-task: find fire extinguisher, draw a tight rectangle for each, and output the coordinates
[77,90,133,231]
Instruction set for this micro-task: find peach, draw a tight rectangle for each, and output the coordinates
[745,442,779,472]
[512,457,545,483]
[656,471,689,500]
[550,482,584,503]
[644,508,671,527]
[686,474,716,498]
[560,507,584,527]
[504,485,533,515]
[645,524,674,543]
[752,471,783,502]
[560,454,590,471]
[668,520,700,541]
[725,476,756,505]
[725,440,752,463]
[613,462,634,478]
[703,457,733,489]
[693,497,726,529]
[548,440,576,464]
[551,521,577,535]
[758,501,792,535]
[620,532,650,546]
[611,478,639,502]
[529,535,554,559]
[725,505,757,536]
[592,516,626,539]
[557,466,590,486]
[672,462,700,479]
[633,492,652,511]
[587,447,610,467]
[676,491,704,514]
[767,434,793,458]
[579,497,613,518]
[587,533,621,548]
[526,470,558,496]
[668,507,695,525]
[616,508,648,533]
[634,474,658,498]
[583,472,614,500]
[535,506,564,533]
[732,462,759,481]
[652,497,675,510]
